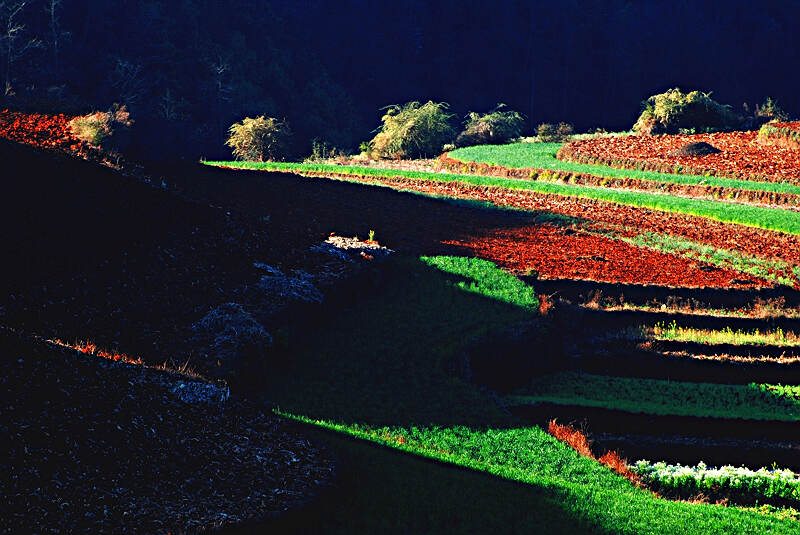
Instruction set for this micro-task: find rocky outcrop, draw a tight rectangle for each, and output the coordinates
[191,236,395,381]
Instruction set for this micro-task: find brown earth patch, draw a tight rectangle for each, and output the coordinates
[442,224,767,288]
[559,131,800,184]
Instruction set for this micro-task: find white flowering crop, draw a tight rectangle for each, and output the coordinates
[631,460,800,503]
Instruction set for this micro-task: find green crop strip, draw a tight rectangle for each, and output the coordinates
[510,372,800,421]
[449,142,800,196]
[255,256,798,532]
[204,160,800,235]
[759,123,800,144]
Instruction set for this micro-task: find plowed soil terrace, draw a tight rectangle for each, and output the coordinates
[444,225,765,288]
[0,110,89,155]
[563,131,800,184]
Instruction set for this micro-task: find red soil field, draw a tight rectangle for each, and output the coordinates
[561,131,800,184]
[338,174,800,273]
[774,121,800,130]
[0,110,89,155]
[443,224,767,288]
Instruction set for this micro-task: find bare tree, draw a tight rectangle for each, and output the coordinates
[1,0,41,96]
[210,55,232,105]
[158,87,187,120]
[109,57,147,105]
[45,0,68,78]
[209,54,233,145]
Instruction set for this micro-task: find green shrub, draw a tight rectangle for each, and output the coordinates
[757,97,790,122]
[455,104,525,147]
[226,115,292,162]
[633,88,738,135]
[536,122,573,142]
[536,123,556,142]
[366,101,455,159]
[556,122,574,140]
[69,104,133,150]
[746,96,791,129]
[70,114,108,145]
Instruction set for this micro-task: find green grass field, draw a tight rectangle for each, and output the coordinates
[510,372,800,421]
[258,255,800,533]
[204,160,800,236]
[449,142,800,196]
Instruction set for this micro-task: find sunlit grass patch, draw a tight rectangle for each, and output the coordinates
[592,297,800,319]
[649,321,800,347]
[510,372,800,421]
[256,254,800,532]
[420,255,538,310]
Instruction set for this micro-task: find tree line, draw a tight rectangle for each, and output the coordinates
[1,0,797,160]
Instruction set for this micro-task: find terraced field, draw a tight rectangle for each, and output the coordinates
[5,111,800,531]
[206,132,800,525]
[432,140,800,505]
[557,129,800,185]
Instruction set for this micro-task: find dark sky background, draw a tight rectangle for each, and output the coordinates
[2,0,798,158]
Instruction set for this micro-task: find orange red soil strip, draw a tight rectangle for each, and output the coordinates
[772,121,800,131]
[329,174,800,269]
[560,131,800,184]
[51,339,143,365]
[0,110,89,154]
[443,224,766,288]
